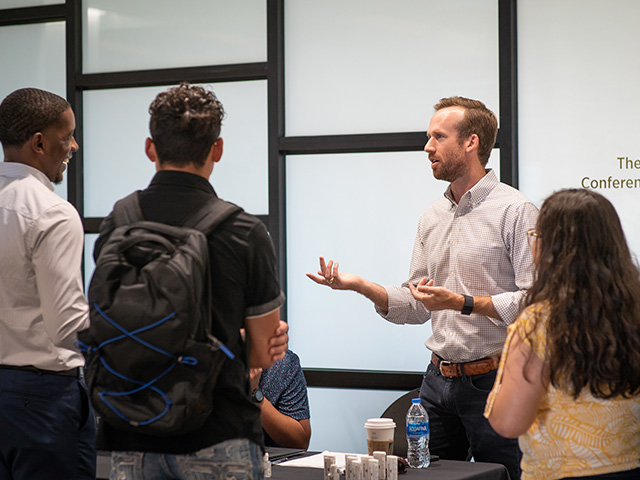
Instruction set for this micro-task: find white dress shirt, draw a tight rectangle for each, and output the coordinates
[377,169,539,362]
[0,162,88,370]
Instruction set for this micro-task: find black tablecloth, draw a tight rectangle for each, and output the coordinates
[98,451,509,480]
[271,460,509,480]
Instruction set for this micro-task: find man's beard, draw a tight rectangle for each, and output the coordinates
[432,153,467,183]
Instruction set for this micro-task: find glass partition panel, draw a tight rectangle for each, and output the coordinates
[518,0,640,258]
[0,22,66,198]
[0,0,60,7]
[285,0,499,136]
[307,388,409,454]
[287,151,442,372]
[83,0,266,73]
[83,80,268,217]
[84,234,98,294]
[287,149,501,371]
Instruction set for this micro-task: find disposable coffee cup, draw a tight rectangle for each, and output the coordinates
[364,418,396,455]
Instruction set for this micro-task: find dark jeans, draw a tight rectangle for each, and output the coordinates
[420,362,522,480]
[0,368,97,480]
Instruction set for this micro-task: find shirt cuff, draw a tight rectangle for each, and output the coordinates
[491,290,527,326]
[375,286,429,325]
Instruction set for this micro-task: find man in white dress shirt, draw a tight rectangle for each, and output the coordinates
[0,88,96,479]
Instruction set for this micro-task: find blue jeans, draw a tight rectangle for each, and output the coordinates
[109,439,264,480]
[420,362,522,480]
[0,368,97,480]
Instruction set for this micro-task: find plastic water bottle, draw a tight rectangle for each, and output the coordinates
[406,398,430,468]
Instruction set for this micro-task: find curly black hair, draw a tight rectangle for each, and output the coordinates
[149,82,225,167]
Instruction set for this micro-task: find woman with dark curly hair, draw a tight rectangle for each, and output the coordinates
[484,188,640,480]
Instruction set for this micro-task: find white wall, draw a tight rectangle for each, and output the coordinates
[518,0,640,259]
[3,0,639,456]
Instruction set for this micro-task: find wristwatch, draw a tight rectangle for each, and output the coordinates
[461,294,474,315]
[251,388,264,403]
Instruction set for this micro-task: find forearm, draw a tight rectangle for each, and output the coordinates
[486,331,546,438]
[352,277,389,313]
[260,400,311,449]
[412,280,500,320]
[246,309,282,368]
[455,294,500,319]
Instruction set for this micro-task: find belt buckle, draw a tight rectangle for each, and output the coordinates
[439,360,452,377]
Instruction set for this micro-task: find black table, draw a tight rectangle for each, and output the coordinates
[271,460,509,480]
[97,451,509,480]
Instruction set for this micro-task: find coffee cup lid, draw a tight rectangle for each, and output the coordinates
[364,418,396,429]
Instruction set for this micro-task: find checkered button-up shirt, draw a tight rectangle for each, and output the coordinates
[376,169,538,362]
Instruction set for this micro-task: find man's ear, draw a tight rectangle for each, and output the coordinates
[145,137,158,163]
[465,134,479,153]
[30,132,45,155]
[211,137,223,163]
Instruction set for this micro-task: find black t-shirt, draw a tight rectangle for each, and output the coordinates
[93,170,285,454]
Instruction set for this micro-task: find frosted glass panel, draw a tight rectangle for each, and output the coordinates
[0,22,67,199]
[518,0,640,259]
[285,0,499,136]
[0,0,60,7]
[83,0,266,73]
[287,150,502,371]
[307,388,408,454]
[84,234,98,294]
[83,81,268,217]
[288,151,439,372]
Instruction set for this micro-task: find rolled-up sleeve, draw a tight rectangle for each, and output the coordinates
[491,201,538,325]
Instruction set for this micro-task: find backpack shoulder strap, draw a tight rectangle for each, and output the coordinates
[183,197,242,235]
[112,191,144,227]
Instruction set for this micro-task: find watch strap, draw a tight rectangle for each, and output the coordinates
[461,294,474,315]
[251,388,264,403]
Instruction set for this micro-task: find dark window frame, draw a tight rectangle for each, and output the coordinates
[2,0,518,391]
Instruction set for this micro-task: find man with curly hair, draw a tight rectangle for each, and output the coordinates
[0,88,96,479]
[93,83,288,479]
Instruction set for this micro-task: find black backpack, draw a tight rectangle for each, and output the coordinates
[77,191,241,437]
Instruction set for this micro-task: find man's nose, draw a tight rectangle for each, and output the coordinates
[71,136,79,152]
[424,138,434,153]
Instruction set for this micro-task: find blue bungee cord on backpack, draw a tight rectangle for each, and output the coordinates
[75,303,233,427]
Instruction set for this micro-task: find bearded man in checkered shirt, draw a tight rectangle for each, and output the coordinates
[308,96,538,480]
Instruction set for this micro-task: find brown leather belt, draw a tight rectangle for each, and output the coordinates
[431,353,499,378]
[0,364,80,377]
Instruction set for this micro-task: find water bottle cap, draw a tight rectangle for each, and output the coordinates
[412,398,421,403]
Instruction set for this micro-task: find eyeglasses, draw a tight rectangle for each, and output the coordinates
[526,229,541,247]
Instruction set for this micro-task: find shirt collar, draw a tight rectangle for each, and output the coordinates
[443,168,498,209]
[0,161,54,191]
[148,170,217,196]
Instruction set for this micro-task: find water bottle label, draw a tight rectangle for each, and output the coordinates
[406,422,429,437]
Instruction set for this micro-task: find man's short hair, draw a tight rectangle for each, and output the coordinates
[0,88,70,147]
[149,83,225,167]
[434,96,498,167]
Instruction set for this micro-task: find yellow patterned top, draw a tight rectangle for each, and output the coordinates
[485,304,640,480]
